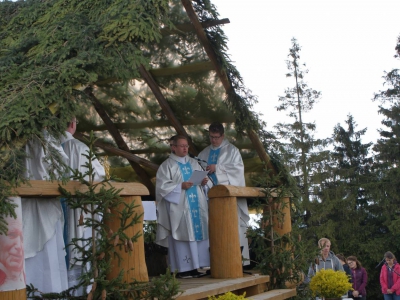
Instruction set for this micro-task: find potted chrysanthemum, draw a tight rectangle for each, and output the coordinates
[309,269,352,300]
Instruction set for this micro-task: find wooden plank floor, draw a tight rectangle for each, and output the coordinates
[176,272,269,300]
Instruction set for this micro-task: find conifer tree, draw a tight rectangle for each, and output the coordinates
[309,115,374,253]
[274,38,327,223]
[371,39,400,255]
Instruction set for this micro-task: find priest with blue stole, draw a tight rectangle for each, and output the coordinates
[198,122,250,266]
[60,117,105,294]
[156,135,210,278]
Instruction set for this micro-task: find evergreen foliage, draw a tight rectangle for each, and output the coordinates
[274,38,328,222]
[25,133,181,299]
[308,115,374,253]
[247,168,315,295]
[3,0,400,298]
[0,0,172,227]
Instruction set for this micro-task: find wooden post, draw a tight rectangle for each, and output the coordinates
[208,186,265,279]
[105,195,148,282]
[3,181,150,300]
[209,196,243,278]
[208,185,292,279]
[1,289,26,300]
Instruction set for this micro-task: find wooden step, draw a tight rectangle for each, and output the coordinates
[176,274,270,300]
[246,288,296,300]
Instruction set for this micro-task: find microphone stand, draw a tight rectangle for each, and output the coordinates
[384,262,400,277]
[189,154,216,186]
[376,258,386,268]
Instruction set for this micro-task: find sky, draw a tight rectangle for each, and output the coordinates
[210,0,400,144]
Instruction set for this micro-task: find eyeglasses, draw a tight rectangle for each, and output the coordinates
[209,135,222,140]
[348,261,355,264]
[74,119,79,125]
[173,144,189,148]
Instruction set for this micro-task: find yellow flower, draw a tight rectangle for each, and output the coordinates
[309,269,353,298]
[208,292,247,300]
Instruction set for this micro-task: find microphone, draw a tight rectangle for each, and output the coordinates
[188,153,216,187]
[188,153,207,163]
[376,257,386,268]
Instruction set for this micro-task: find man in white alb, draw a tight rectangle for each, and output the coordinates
[24,130,69,294]
[60,117,105,293]
[198,122,250,266]
[156,135,209,278]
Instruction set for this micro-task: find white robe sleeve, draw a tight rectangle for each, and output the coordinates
[164,184,181,204]
[62,138,105,181]
[215,143,245,187]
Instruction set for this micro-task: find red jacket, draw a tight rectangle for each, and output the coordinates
[380,263,400,295]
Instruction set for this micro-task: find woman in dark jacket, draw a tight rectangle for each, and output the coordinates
[347,255,367,299]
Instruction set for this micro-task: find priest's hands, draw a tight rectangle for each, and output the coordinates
[182,182,193,190]
[201,177,208,186]
[206,164,216,173]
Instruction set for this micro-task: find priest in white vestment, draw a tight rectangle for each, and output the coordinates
[198,122,250,266]
[60,118,105,293]
[156,135,210,278]
[24,131,69,293]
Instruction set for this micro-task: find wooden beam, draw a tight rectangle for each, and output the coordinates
[94,18,229,86]
[93,143,256,158]
[181,0,273,169]
[73,132,159,171]
[14,181,149,197]
[181,0,232,93]
[85,89,156,197]
[161,18,230,36]
[95,61,215,86]
[78,114,235,132]
[208,185,276,199]
[138,65,199,155]
[149,61,214,77]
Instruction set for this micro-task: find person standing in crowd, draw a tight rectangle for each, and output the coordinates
[306,238,344,282]
[380,251,400,300]
[60,117,105,294]
[337,253,352,280]
[347,255,367,299]
[24,130,69,294]
[198,122,250,266]
[156,135,210,278]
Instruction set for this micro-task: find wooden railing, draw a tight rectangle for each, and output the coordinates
[1,181,149,300]
[208,185,291,279]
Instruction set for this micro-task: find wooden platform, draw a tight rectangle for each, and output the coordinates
[247,289,297,300]
[176,273,262,300]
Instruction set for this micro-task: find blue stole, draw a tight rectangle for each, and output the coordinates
[60,141,69,268]
[178,161,203,241]
[207,148,221,185]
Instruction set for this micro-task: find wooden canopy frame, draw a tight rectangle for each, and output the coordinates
[73,0,274,197]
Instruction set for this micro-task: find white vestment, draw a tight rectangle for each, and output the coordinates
[24,131,69,293]
[155,154,210,272]
[198,139,250,265]
[60,131,105,293]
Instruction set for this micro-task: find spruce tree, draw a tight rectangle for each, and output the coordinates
[310,115,374,253]
[274,38,327,224]
[371,39,400,255]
